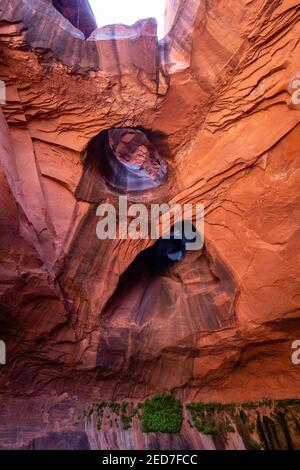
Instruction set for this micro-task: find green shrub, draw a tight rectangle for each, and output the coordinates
[119,401,138,430]
[249,438,261,450]
[225,423,235,433]
[108,402,120,414]
[122,415,131,430]
[120,401,128,412]
[141,392,183,433]
[95,401,106,416]
[247,422,255,433]
[198,423,218,435]
[186,402,219,435]
[186,402,205,412]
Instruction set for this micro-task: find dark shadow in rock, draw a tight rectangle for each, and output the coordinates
[96,225,237,390]
[24,430,91,450]
[52,0,97,38]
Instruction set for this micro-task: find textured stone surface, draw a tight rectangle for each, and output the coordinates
[0,0,300,450]
[96,247,237,390]
[87,127,168,192]
[52,0,97,38]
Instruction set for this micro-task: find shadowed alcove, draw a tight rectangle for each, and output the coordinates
[95,223,237,389]
[76,127,171,202]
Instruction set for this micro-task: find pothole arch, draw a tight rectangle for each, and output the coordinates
[76,127,169,201]
[95,224,237,388]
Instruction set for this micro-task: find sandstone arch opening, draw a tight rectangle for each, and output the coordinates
[119,221,194,277]
[89,0,166,39]
[52,0,166,39]
[76,127,168,201]
[96,225,237,389]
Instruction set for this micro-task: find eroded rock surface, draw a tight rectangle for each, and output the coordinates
[0,0,300,450]
[52,0,97,38]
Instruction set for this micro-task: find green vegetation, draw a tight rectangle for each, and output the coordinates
[247,422,256,433]
[119,401,138,430]
[83,400,135,431]
[199,423,218,435]
[121,415,131,430]
[186,403,218,435]
[108,402,120,414]
[95,401,106,416]
[274,399,300,409]
[94,401,107,430]
[83,395,300,451]
[120,401,129,412]
[225,422,235,433]
[249,438,261,450]
[141,392,183,433]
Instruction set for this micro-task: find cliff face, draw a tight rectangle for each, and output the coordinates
[0,0,300,450]
[52,0,97,38]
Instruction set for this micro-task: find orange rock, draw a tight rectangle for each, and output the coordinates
[0,0,300,450]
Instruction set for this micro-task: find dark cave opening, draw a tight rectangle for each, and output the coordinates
[132,221,198,275]
[101,221,199,320]
[96,219,237,380]
[127,231,185,278]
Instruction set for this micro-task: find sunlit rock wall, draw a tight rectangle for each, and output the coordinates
[0,0,300,450]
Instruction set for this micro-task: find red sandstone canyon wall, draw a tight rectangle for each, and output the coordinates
[0,0,299,450]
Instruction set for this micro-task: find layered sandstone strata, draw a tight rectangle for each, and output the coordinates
[0,0,300,450]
